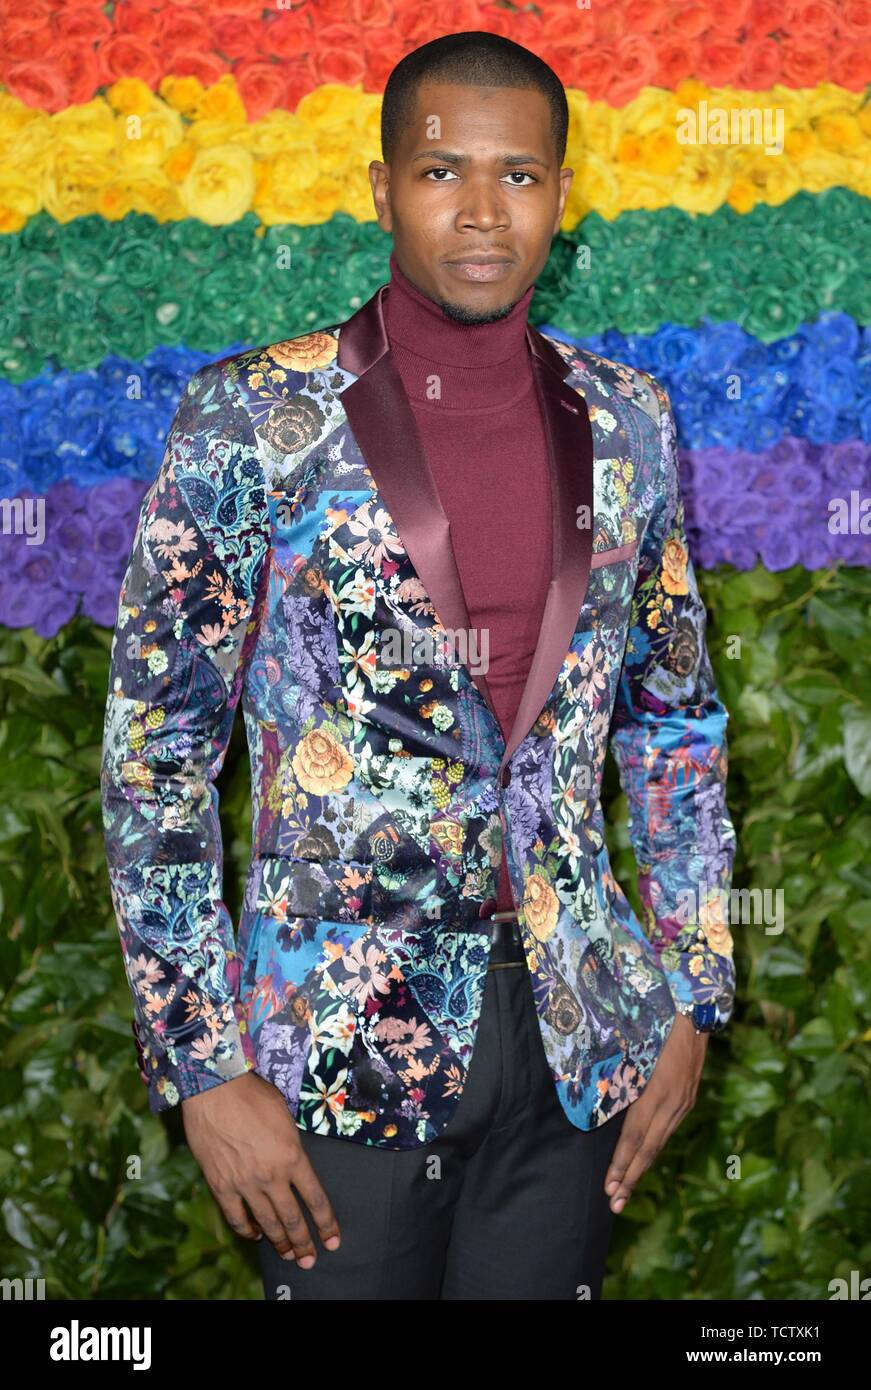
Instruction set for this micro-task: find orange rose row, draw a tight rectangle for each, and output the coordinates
[1,0,868,117]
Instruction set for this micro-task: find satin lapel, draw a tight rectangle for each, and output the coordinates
[335,284,497,718]
[497,330,594,774]
[334,284,594,761]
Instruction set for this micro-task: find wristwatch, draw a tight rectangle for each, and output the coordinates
[676,1000,725,1035]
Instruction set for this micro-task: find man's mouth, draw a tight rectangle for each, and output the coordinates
[442,255,515,282]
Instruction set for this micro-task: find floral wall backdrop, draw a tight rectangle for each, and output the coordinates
[0,1,868,1300]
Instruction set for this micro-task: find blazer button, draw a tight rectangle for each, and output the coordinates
[500,767,511,788]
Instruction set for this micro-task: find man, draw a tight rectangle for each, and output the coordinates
[100,31,736,1301]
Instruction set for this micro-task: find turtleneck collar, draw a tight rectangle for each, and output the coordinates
[383,249,536,412]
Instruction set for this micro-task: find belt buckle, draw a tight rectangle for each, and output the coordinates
[486,912,525,969]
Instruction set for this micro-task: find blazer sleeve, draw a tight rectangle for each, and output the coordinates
[608,376,738,1031]
[100,362,271,1112]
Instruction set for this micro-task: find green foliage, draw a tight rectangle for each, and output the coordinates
[604,563,871,1298]
[1,563,868,1298]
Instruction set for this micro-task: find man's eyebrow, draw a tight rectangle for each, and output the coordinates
[410,150,550,170]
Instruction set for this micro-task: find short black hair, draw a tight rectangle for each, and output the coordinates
[380,31,568,168]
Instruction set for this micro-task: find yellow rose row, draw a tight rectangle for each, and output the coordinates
[0,73,868,232]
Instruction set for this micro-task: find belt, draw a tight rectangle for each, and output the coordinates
[481,910,526,969]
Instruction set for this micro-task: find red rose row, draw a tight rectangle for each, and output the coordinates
[1,0,868,116]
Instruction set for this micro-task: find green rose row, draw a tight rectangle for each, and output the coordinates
[0,186,867,383]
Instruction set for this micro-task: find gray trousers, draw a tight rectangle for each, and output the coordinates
[258,930,628,1300]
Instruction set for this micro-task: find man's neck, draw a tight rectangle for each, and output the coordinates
[383,250,535,409]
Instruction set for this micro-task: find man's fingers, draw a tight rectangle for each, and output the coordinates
[245,1190,312,1264]
[265,1185,323,1267]
[216,1191,262,1241]
[609,1127,666,1211]
[604,1114,649,1201]
[286,1152,342,1251]
[606,1107,680,1211]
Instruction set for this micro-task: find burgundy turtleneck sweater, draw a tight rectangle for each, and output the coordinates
[383,251,552,913]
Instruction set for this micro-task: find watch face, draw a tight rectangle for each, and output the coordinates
[692,1002,719,1032]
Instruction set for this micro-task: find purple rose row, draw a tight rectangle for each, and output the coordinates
[0,438,868,639]
[682,436,871,571]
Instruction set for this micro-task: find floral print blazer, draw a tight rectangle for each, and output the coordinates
[100,282,737,1146]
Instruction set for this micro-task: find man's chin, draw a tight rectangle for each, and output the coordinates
[433,291,523,326]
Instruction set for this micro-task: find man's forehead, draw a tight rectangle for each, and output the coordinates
[400,83,550,144]
[409,80,549,114]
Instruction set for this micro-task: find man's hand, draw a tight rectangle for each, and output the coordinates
[181,1071,341,1267]
[604,1013,709,1214]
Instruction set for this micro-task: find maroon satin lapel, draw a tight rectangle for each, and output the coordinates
[336,285,497,718]
[497,350,594,774]
[335,283,595,763]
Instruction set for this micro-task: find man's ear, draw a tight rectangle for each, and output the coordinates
[555,166,574,233]
[369,160,393,231]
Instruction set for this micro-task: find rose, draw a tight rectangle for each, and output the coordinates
[661,538,689,595]
[832,49,869,88]
[209,16,261,63]
[266,11,316,62]
[258,398,326,458]
[825,441,870,491]
[89,478,149,521]
[157,8,212,60]
[117,102,185,175]
[718,533,758,569]
[311,27,367,86]
[94,514,134,565]
[648,323,699,376]
[781,40,829,86]
[1,578,77,634]
[783,462,825,502]
[268,334,338,374]
[759,529,803,571]
[179,145,255,226]
[545,980,583,1034]
[98,35,163,90]
[254,143,321,225]
[745,289,805,342]
[657,39,703,92]
[4,57,80,115]
[812,310,861,360]
[802,530,837,570]
[294,825,340,862]
[58,215,118,280]
[234,61,291,123]
[522,874,560,942]
[605,36,658,108]
[362,32,415,93]
[665,617,699,678]
[741,39,782,89]
[292,728,353,796]
[746,0,797,38]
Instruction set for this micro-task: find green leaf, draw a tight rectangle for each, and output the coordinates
[785,671,844,705]
[842,706,871,795]
[787,1018,836,1058]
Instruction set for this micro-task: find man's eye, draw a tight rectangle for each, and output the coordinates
[423,168,538,184]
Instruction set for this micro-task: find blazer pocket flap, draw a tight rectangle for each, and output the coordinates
[590,538,639,570]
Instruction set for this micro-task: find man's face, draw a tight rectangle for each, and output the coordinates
[370,80,573,324]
